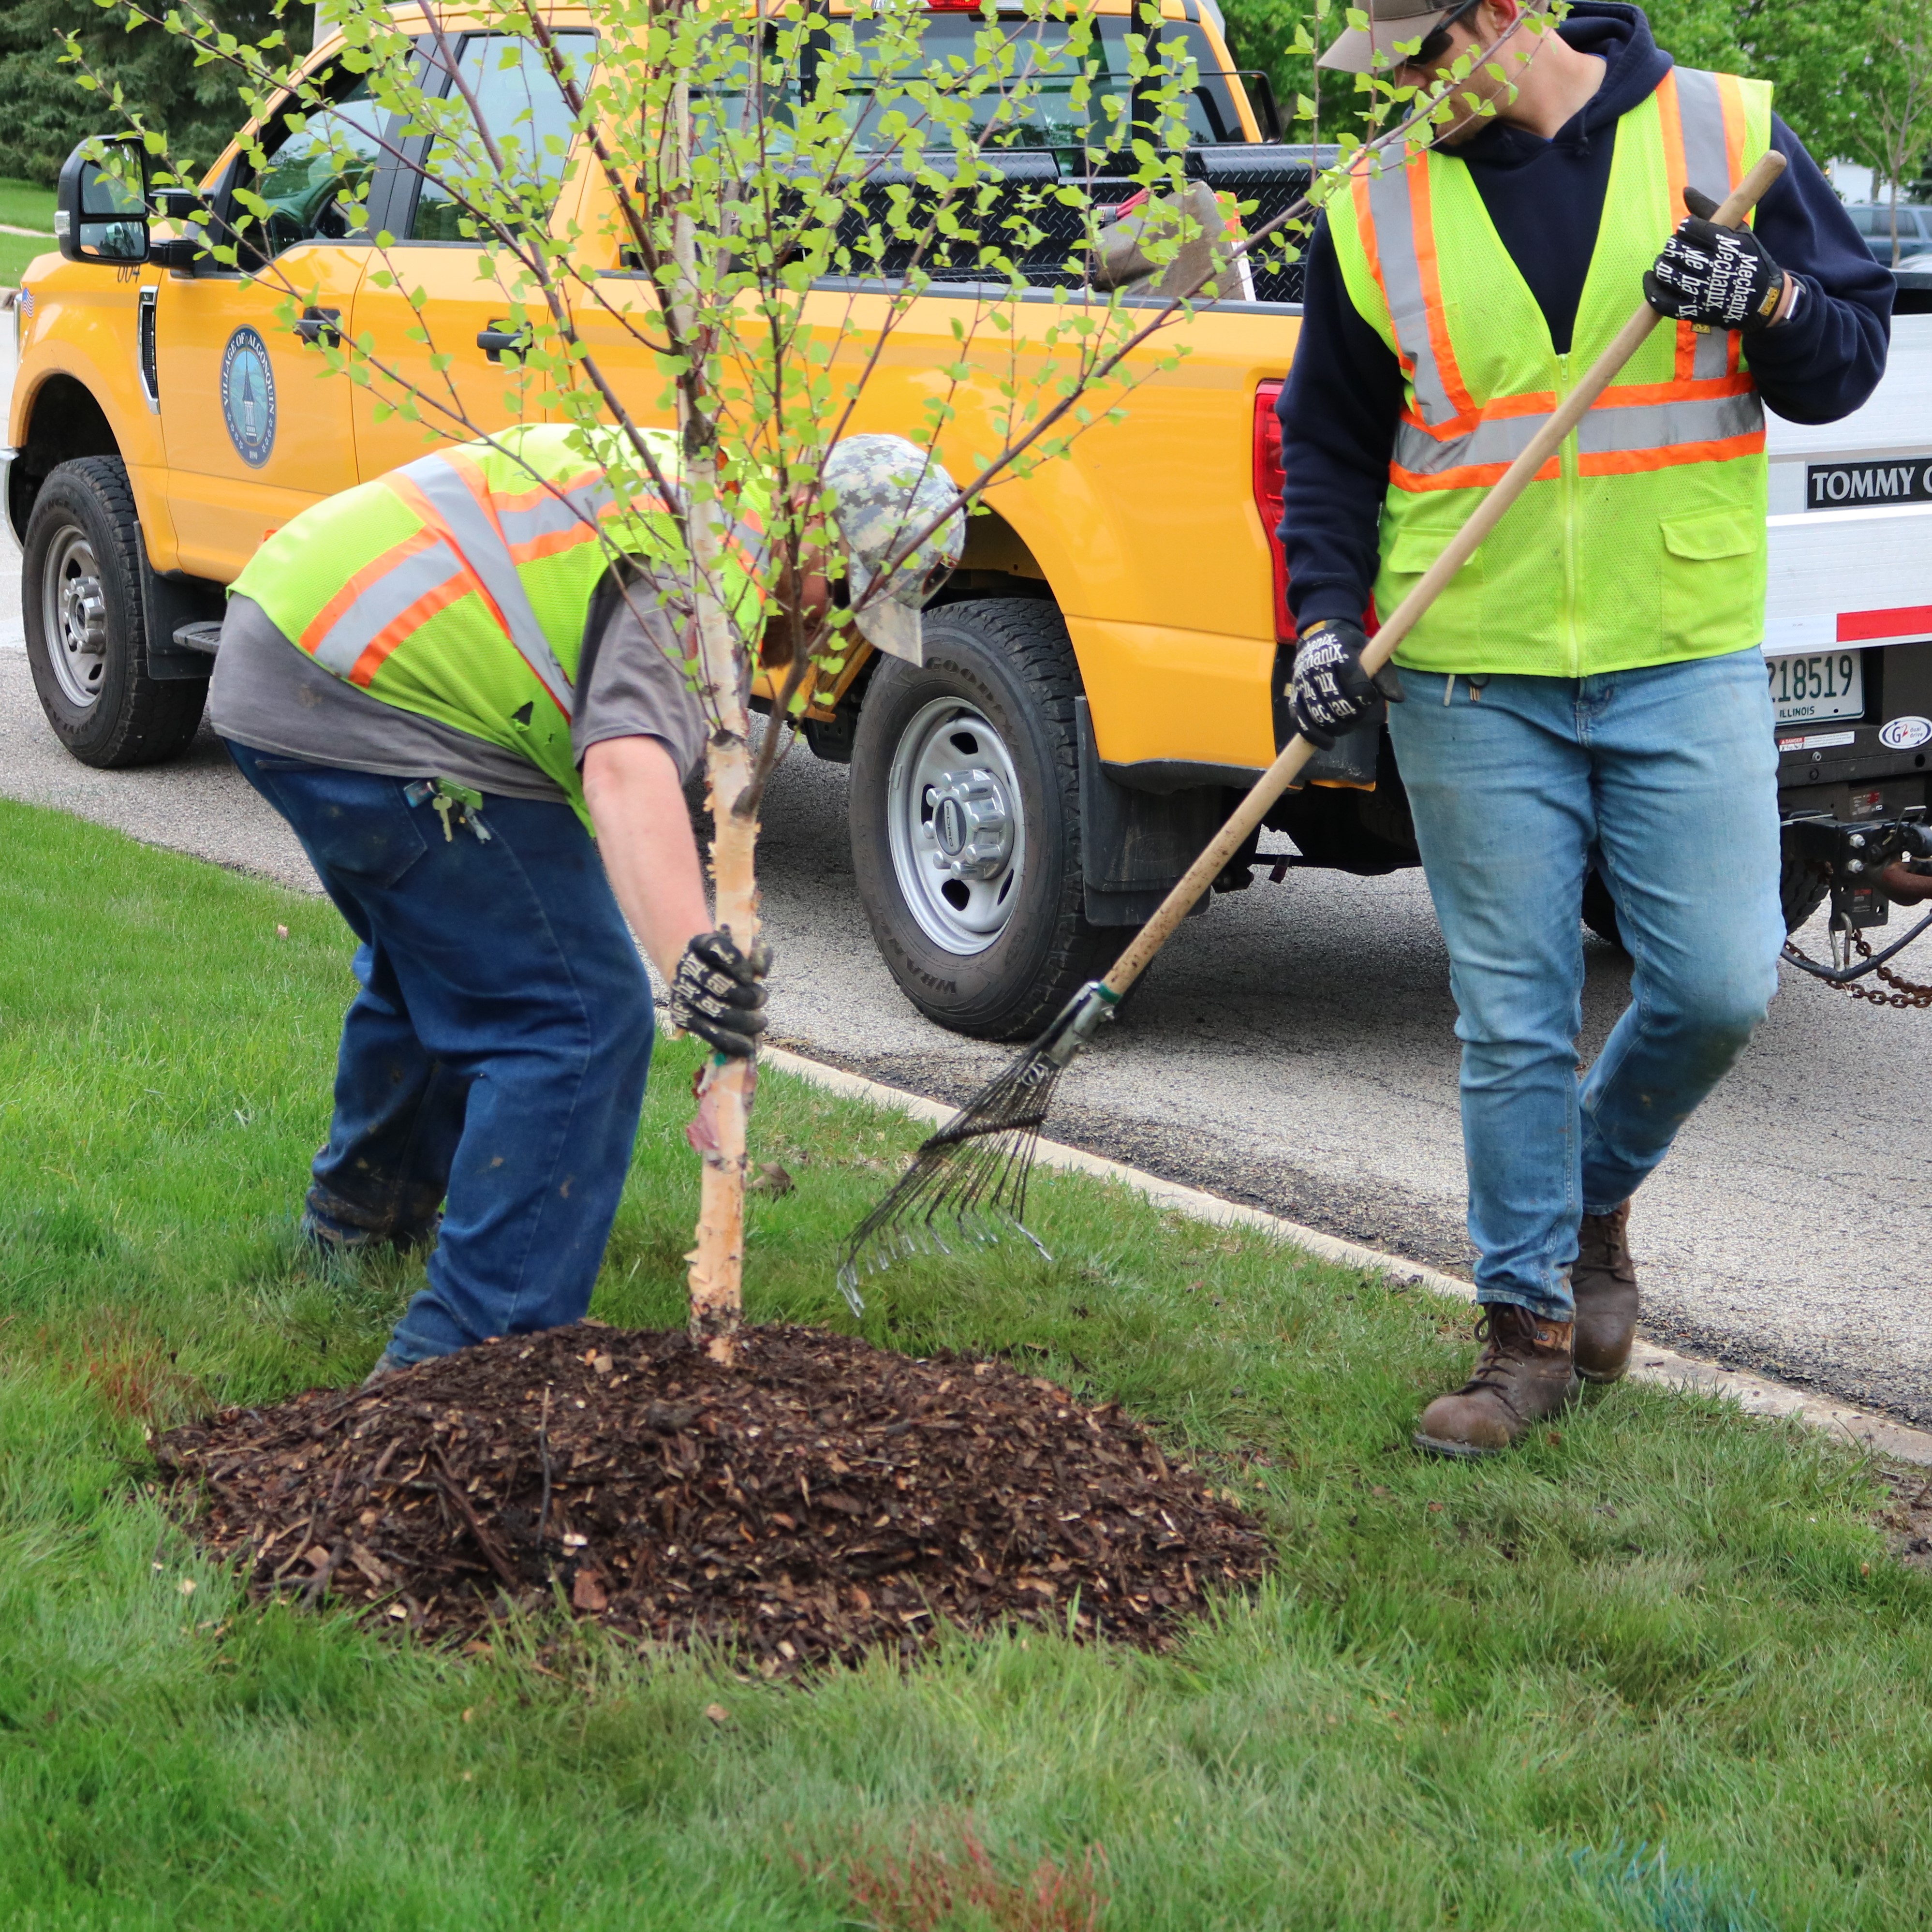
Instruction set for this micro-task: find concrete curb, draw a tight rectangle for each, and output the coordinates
[763,1043,1932,1469]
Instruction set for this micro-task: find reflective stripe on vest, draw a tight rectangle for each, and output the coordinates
[386,449,588,715]
[292,449,612,712]
[1355,67,1764,491]
[1391,388,1765,489]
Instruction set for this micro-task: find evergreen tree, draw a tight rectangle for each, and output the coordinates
[0,0,309,185]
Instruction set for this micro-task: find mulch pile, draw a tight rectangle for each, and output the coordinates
[154,1323,1267,1672]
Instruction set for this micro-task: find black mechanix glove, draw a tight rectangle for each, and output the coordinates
[1643,186,1787,333]
[669,929,771,1058]
[1286,617,1402,750]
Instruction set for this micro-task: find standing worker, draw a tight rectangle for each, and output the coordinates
[209,425,961,1381]
[1277,0,1890,1454]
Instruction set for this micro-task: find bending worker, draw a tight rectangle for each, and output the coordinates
[1278,0,1890,1455]
[208,425,960,1381]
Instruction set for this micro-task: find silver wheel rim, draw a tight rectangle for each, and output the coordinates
[41,526,111,711]
[885,696,1027,956]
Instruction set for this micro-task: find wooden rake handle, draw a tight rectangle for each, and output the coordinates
[1097,147,1788,1002]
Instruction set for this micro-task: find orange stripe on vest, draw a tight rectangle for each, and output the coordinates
[298,525,445,658]
[346,572,475,689]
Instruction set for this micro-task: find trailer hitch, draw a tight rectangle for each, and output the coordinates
[1784,808,1932,930]
[1782,809,1932,1006]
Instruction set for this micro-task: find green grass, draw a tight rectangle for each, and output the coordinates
[3,795,1932,1929]
[0,176,57,232]
[1,177,58,285]
[0,230,55,286]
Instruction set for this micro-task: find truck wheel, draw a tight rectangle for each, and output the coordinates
[849,598,1118,1040]
[22,457,207,768]
[1581,868,1625,950]
[1584,839,1832,950]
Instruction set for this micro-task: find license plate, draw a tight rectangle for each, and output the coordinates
[1769,650,1864,725]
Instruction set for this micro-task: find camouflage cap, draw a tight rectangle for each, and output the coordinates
[825,434,965,666]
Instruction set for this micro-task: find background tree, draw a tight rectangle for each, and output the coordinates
[1847,0,1932,255]
[0,0,308,184]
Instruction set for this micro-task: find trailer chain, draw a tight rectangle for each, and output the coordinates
[1784,927,1932,1009]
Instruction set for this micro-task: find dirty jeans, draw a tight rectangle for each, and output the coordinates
[227,743,654,1363]
[1385,649,1785,1319]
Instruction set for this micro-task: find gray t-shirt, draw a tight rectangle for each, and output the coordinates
[209,571,708,796]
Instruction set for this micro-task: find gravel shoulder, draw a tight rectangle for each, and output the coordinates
[5,524,1929,1423]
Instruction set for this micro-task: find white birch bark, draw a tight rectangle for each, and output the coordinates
[668,71,756,1365]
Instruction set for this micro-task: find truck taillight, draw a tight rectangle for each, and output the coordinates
[1252,379,1292,643]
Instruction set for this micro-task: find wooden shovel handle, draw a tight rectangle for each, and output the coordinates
[1098,148,1788,1002]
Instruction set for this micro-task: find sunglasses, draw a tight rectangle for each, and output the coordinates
[1402,0,1485,69]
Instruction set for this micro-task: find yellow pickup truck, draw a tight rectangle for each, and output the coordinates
[13,3,1932,1039]
[5,0,1334,1039]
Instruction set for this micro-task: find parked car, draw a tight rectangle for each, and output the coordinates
[1843,200,1932,263]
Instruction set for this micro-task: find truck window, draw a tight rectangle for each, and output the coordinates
[231,73,387,259]
[405,32,597,242]
[708,16,1241,160]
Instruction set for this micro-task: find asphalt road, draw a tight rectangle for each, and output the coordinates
[5,526,1931,1421]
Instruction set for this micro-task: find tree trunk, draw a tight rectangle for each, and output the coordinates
[668,66,756,1365]
[685,542,758,1365]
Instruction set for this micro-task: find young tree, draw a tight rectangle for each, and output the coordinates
[70,0,1500,1358]
[1861,0,1932,262]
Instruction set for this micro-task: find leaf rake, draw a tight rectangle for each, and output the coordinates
[836,152,1787,1311]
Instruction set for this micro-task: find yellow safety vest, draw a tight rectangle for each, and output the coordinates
[1326,67,1774,676]
[233,425,766,824]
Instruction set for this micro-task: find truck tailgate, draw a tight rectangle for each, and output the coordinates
[1766,312,1932,657]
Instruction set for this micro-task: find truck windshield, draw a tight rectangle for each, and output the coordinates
[705,15,1244,158]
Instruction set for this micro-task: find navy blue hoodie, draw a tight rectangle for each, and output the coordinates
[1275,2,1895,633]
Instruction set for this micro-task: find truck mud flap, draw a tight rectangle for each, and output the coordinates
[137,556,225,682]
[1075,697,1223,927]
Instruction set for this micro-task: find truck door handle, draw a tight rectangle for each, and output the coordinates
[476,324,531,363]
[295,306,342,347]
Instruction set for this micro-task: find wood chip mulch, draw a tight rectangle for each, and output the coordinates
[153,1323,1268,1673]
[1875,1463,1932,1575]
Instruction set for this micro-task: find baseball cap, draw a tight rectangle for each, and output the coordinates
[1318,0,1479,72]
[824,434,966,666]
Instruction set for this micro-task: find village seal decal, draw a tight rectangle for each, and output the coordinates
[220,326,277,468]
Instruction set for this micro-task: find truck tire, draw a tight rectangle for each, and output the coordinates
[22,457,207,768]
[1581,867,1625,950]
[849,598,1119,1040]
[1583,836,1832,950]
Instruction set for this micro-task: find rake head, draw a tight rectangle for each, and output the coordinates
[835,981,1118,1313]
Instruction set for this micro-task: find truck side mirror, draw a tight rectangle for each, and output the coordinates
[55,141,150,265]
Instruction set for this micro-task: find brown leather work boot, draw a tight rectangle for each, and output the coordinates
[1573,1202,1639,1385]
[1413,1303,1579,1459]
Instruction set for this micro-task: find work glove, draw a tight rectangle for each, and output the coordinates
[669,929,771,1059]
[1643,186,1787,334]
[1286,617,1402,750]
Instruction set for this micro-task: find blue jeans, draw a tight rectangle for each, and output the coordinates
[1386,649,1784,1319]
[228,743,654,1364]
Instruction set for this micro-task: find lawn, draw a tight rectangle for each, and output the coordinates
[0,177,57,232]
[0,176,56,287]
[4,796,1932,1929]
